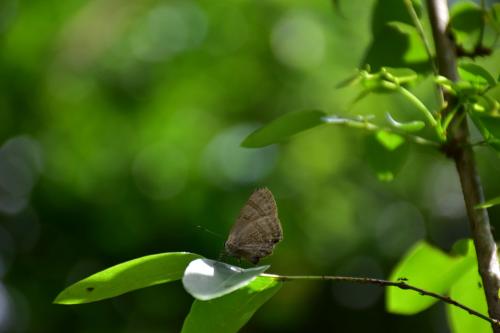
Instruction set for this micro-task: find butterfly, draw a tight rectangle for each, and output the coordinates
[224,188,283,264]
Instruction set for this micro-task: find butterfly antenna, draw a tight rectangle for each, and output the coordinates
[195,225,224,239]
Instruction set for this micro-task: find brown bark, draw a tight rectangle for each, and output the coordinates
[426,1,500,331]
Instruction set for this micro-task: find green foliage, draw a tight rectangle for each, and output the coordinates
[182,259,270,300]
[54,252,202,304]
[436,63,498,100]
[448,265,489,333]
[7,0,500,332]
[362,0,429,71]
[241,110,327,148]
[449,2,484,52]
[475,196,500,209]
[364,131,408,182]
[470,113,500,151]
[491,4,500,32]
[386,240,475,314]
[181,277,281,333]
[355,67,419,95]
[458,63,497,89]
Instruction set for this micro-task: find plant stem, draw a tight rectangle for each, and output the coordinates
[478,0,486,50]
[261,273,500,327]
[397,86,438,128]
[403,0,438,75]
[426,1,500,332]
[322,116,439,147]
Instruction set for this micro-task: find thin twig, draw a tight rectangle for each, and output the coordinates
[322,116,440,147]
[478,0,486,51]
[404,0,438,75]
[261,273,500,328]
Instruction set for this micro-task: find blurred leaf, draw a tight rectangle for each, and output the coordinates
[181,277,282,333]
[54,252,202,305]
[241,110,327,148]
[336,71,362,89]
[350,89,372,105]
[182,259,270,300]
[364,131,408,181]
[470,113,500,151]
[458,63,497,88]
[386,113,425,132]
[450,238,471,257]
[491,4,500,31]
[376,131,405,150]
[386,241,475,314]
[447,265,489,333]
[449,2,483,52]
[475,196,500,209]
[362,0,430,72]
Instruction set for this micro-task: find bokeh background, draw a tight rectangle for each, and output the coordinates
[1,0,500,332]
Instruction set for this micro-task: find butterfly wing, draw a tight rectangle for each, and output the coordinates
[225,188,283,263]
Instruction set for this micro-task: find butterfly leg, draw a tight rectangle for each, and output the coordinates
[250,256,260,265]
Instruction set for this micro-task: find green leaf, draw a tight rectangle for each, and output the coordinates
[241,110,327,148]
[475,196,500,209]
[489,4,500,31]
[54,252,202,305]
[450,238,471,257]
[458,62,497,88]
[362,1,430,72]
[449,2,484,52]
[182,259,269,300]
[386,240,475,314]
[336,71,362,89]
[364,131,408,182]
[470,113,500,151]
[475,114,500,137]
[447,265,489,333]
[376,131,405,150]
[386,113,425,132]
[181,277,282,333]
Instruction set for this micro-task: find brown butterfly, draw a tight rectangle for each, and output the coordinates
[224,188,283,264]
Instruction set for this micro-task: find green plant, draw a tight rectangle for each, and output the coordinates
[54,0,500,332]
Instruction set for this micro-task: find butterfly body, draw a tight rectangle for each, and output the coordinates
[225,188,283,264]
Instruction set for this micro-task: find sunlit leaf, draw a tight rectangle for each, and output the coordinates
[475,196,500,209]
[447,265,489,333]
[364,131,408,182]
[376,131,405,150]
[362,0,430,72]
[449,2,483,52]
[181,277,282,333]
[386,241,475,314]
[458,62,497,88]
[182,259,270,300]
[54,252,202,305]
[241,110,327,148]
